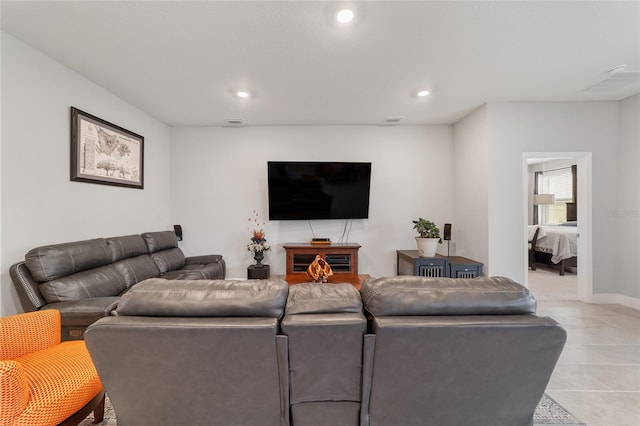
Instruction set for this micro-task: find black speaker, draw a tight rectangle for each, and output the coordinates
[173,224,183,241]
[443,223,452,241]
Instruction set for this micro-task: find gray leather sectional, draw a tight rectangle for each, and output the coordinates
[84,276,566,426]
[9,230,225,340]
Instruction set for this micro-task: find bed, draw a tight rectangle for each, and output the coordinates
[528,224,578,275]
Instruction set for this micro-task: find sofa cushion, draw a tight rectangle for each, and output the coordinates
[360,276,536,316]
[39,265,127,303]
[25,239,112,282]
[141,231,178,254]
[116,278,289,317]
[106,235,149,261]
[286,283,363,315]
[113,255,160,288]
[151,248,185,274]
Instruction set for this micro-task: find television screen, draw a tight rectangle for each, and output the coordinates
[267,161,371,220]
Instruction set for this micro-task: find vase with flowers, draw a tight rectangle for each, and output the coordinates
[247,210,271,267]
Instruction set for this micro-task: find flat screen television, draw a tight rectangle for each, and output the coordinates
[267,161,371,220]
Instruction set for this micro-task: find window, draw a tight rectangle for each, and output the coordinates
[536,167,574,225]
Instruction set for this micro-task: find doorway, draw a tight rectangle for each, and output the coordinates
[522,152,592,303]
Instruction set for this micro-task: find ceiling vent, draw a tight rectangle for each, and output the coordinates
[224,118,244,127]
[384,116,404,124]
[582,67,640,92]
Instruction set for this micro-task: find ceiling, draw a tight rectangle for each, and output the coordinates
[1,1,639,127]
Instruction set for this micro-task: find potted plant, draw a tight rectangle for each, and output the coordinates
[412,218,442,257]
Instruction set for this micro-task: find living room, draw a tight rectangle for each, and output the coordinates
[0,2,639,424]
[2,1,639,317]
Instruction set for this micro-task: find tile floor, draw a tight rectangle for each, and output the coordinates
[529,266,640,426]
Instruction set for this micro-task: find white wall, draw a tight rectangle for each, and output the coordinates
[170,125,454,279]
[452,105,489,268]
[1,30,635,314]
[486,102,619,294]
[0,33,173,316]
[617,93,640,300]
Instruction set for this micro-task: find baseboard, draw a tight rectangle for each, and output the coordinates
[591,293,640,310]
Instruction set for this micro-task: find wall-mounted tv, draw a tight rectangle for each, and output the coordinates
[267,161,372,220]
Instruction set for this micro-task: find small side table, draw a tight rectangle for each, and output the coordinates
[449,256,483,278]
[248,264,270,279]
[396,250,484,279]
[397,251,449,277]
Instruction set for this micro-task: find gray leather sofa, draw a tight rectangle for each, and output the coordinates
[86,278,291,426]
[84,276,566,426]
[9,230,225,340]
[360,276,567,426]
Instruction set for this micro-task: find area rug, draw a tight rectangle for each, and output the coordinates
[534,394,585,425]
[79,393,584,425]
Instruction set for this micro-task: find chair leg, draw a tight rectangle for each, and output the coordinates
[57,389,105,426]
[93,392,105,424]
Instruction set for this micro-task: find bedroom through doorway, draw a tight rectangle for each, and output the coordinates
[523,152,592,303]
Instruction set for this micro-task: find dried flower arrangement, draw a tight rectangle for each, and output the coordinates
[247,210,270,253]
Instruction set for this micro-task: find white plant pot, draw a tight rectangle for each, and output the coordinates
[415,237,439,257]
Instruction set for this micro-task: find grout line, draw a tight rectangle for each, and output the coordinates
[563,343,640,346]
[533,271,640,421]
[546,390,640,393]
[555,363,640,366]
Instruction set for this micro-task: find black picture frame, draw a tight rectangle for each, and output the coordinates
[70,107,144,189]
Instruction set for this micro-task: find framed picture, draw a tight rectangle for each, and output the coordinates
[70,107,144,189]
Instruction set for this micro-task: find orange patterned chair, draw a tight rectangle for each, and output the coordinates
[0,310,105,426]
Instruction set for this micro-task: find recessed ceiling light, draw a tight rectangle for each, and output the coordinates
[417,90,431,97]
[236,90,251,98]
[336,9,354,23]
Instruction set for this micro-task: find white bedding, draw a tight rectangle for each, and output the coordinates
[528,225,578,264]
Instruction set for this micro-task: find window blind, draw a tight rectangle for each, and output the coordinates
[541,168,573,202]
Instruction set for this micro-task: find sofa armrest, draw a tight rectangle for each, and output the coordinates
[9,262,47,312]
[0,360,29,425]
[42,297,120,341]
[43,298,120,326]
[184,254,224,265]
[282,284,366,424]
[183,254,226,279]
[0,311,61,357]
